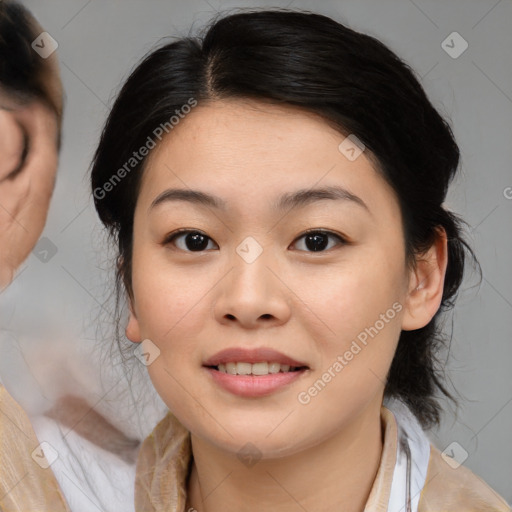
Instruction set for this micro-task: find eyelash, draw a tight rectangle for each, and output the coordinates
[162,228,348,253]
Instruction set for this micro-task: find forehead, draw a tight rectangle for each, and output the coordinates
[145,99,344,168]
[138,99,399,218]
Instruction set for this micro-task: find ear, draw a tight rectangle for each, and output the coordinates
[125,295,142,343]
[401,227,449,331]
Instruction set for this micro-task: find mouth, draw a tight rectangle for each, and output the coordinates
[203,361,310,398]
[202,347,310,397]
[205,362,308,375]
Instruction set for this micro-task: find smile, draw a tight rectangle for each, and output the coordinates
[203,364,309,398]
[213,361,306,375]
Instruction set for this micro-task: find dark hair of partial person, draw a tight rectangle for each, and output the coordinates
[89,8,481,430]
[0,0,63,144]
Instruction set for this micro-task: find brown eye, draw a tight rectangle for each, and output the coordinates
[164,229,218,252]
[291,230,346,252]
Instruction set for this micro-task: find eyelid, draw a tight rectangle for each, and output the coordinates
[290,228,348,251]
[163,228,348,252]
[162,228,218,252]
[294,228,347,243]
[163,228,211,243]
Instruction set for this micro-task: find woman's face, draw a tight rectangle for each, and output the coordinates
[127,99,418,457]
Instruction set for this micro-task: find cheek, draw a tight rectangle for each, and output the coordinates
[131,256,215,413]
[292,262,403,425]
[130,248,219,392]
[306,242,405,368]
[133,279,213,356]
[131,241,212,336]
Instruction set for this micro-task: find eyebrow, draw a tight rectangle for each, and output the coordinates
[149,185,370,215]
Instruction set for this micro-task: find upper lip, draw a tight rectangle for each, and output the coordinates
[203,347,309,368]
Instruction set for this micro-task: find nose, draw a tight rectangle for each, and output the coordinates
[213,244,292,329]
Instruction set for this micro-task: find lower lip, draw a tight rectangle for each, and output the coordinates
[204,367,308,397]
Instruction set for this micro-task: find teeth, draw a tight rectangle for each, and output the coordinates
[237,362,252,375]
[225,362,237,375]
[215,362,300,375]
[268,362,281,374]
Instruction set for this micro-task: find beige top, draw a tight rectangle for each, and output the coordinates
[0,384,70,511]
[134,403,511,512]
[1,384,510,511]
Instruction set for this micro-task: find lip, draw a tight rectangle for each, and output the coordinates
[203,347,309,368]
[204,367,308,398]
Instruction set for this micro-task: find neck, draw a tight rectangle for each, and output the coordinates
[186,398,384,512]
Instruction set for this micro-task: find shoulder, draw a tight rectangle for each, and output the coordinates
[418,444,511,512]
[0,384,70,511]
[135,411,192,511]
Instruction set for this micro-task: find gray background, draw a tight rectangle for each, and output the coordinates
[0,0,510,502]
